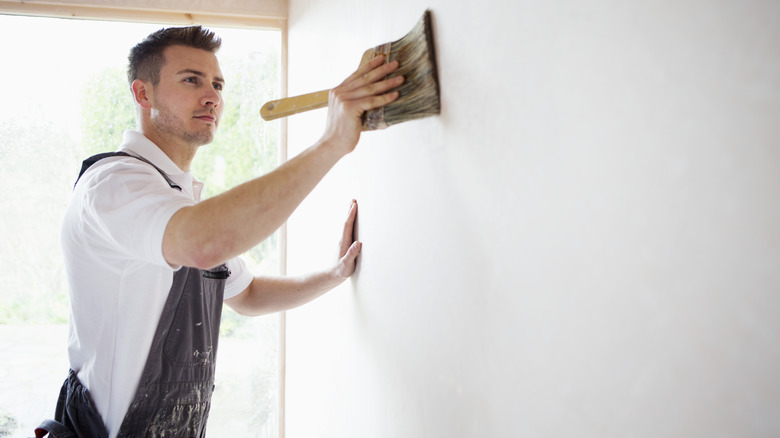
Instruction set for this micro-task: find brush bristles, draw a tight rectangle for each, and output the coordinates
[363,10,440,130]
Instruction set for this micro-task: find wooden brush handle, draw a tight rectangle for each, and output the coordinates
[261,48,382,122]
[260,89,330,121]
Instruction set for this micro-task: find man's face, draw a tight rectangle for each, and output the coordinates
[149,45,225,147]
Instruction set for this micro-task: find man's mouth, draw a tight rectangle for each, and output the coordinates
[194,113,217,123]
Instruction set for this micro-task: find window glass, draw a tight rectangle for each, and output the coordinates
[0,14,281,438]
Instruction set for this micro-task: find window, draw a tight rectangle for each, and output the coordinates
[0,14,282,438]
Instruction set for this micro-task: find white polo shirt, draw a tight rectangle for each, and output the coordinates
[61,130,253,437]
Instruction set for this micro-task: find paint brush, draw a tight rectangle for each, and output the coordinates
[260,10,440,130]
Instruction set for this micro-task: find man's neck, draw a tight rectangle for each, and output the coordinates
[140,128,198,172]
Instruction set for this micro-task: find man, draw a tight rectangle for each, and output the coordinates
[41,25,402,438]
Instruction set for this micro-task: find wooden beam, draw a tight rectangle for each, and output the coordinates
[0,0,286,29]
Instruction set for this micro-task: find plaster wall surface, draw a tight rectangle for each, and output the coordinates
[283,1,780,436]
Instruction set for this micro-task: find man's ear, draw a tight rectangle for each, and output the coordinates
[131,79,153,110]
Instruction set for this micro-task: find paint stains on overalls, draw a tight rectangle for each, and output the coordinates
[37,152,228,438]
[117,263,229,437]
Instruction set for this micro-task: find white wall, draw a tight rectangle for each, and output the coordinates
[283,1,780,436]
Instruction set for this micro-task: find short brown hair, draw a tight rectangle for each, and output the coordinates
[127,25,221,85]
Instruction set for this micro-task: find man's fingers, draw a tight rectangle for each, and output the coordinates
[330,84,401,121]
[345,241,362,259]
[339,200,358,256]
[339,58,400,93]
[329,57,402,119]
[340,75,404,102]
[341,56,391,86]
[335,240,362,279]
[357,60,401,88]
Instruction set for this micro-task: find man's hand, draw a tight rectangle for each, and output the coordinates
[334,199,362,280]
[225,199,363,316]
[322,56,404,154]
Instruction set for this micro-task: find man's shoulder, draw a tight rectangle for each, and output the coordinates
[77,152,182,192]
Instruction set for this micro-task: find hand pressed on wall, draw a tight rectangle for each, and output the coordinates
[333,199,362,280]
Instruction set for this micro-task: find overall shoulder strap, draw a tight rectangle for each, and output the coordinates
[75,151,182,191]
[35,419,77,438]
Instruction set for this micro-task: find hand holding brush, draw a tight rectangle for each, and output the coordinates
[261,10,440,130]
[321,56,403,151]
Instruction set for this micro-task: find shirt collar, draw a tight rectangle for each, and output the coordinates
[118,130,186,177]
[118,130,205,201]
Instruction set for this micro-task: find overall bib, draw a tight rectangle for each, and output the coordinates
[37,152,229,438]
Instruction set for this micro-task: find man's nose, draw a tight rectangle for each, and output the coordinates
[202,87,221,108]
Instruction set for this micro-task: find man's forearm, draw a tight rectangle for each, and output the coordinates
[225,270,347,316]
[163,139,344,269]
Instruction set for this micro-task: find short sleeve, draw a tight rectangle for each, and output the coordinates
[78,159,195,268]
[224,257,253,300]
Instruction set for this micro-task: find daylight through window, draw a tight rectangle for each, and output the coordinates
[0,14,282,438]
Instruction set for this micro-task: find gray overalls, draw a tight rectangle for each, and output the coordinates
[37,152,229,438]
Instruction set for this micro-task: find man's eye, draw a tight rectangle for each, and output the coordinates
[214,83,223,91]
[184,77,198,84]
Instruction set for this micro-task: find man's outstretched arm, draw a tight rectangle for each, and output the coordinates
[163,57,401,269]
[224,200,361,316]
